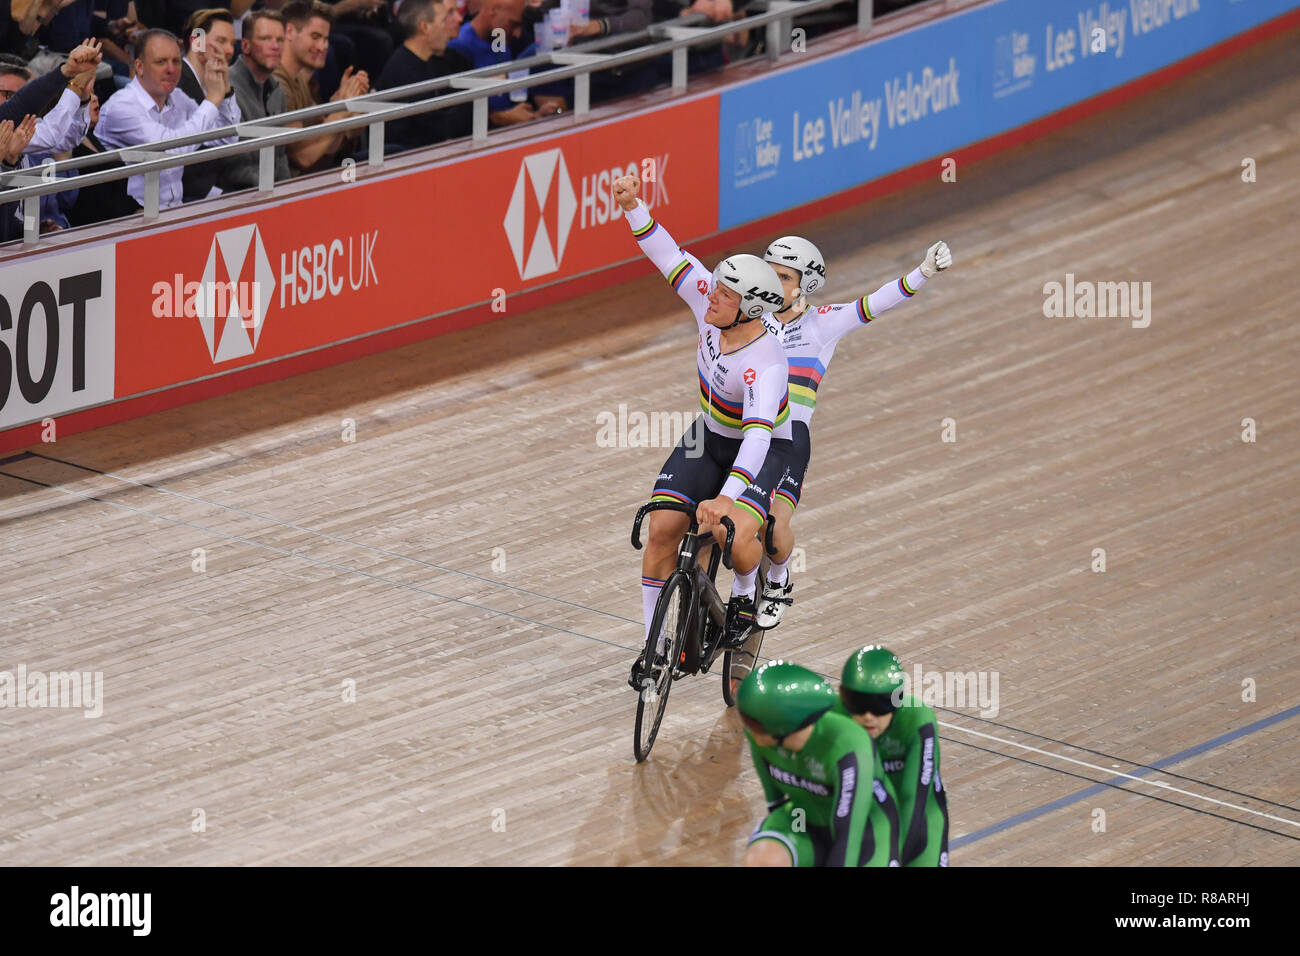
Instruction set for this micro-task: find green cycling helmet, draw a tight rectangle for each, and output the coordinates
[737,661,835,739]
[840,645,905,716]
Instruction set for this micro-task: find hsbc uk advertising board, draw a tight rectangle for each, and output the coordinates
[108,96,717,401]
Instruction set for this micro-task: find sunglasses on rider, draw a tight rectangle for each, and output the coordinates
[839,687,898,717]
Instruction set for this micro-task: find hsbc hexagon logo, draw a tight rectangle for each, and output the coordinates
[743,368,756,385]
[504,149,577,280]
[154,224,275,365]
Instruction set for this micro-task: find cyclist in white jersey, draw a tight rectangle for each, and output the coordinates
[753,236,953,629]
[614,174,795,688]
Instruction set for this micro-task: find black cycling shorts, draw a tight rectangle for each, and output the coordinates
[774,421,811,512]
[651,416,792,525]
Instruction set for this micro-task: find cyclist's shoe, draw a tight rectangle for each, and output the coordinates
[629,650,667,690]
[722,594,757,648]
[755,577,794,630]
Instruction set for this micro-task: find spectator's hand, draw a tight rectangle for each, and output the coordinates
[61,39,103,78]
[108,15,144,44]
[332,67,370,101]
[613,172,640,211]
[87,92,100,127]
[68,67,95,102]
[572,20,602,38]
[686,0,731,22]
[5,114,37,165]
[534,96,565,116]
[201,54,230,102]
[494,103,536,125]
[0,122,14,164]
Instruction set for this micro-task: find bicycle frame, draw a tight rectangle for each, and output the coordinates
[631,500,737,675]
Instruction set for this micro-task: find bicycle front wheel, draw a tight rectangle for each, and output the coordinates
[634,572,693,762]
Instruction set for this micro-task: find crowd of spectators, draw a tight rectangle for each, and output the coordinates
[0,0,924,236]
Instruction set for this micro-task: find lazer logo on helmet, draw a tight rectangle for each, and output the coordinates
[747,286,783,305]
[766,762,829,797]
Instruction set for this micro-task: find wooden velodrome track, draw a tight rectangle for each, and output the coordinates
[2,28,1298,867]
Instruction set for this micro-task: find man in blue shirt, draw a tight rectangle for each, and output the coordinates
[448,0,563,126]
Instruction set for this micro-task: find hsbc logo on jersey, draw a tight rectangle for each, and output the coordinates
[504,148,578,280]
[743,368,756,385]
[697,279,709,296]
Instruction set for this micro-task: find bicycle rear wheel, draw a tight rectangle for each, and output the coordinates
[634,572,693,762]
[722,626,766,708]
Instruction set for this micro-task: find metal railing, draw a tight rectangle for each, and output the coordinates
[0,0,872,247]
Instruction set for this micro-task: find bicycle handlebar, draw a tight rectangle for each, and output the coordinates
[630,500,738,570]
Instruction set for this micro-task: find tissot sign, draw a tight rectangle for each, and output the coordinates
[0,246,114,429]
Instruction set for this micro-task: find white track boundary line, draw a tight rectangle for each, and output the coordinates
[940,720,1300,828]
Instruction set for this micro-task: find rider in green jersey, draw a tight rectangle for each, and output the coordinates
[835,645,950,867]
[738,661,900,867]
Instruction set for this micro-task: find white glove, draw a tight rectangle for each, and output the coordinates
[920,241,952,278]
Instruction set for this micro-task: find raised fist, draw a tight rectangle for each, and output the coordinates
[613,174,640,211]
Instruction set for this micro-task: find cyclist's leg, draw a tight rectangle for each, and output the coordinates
[903,800,950,867]
[860,778,902,867]
[713,436,793,571]
[743,803,817,867]
[641,417,726,642]
[714,437,794,640]
[767,422,810,577]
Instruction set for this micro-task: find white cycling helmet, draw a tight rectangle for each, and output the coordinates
[764,236,827,299]
[711,254,785,325]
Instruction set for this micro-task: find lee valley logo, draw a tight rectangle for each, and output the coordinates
[50,886,151,936]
